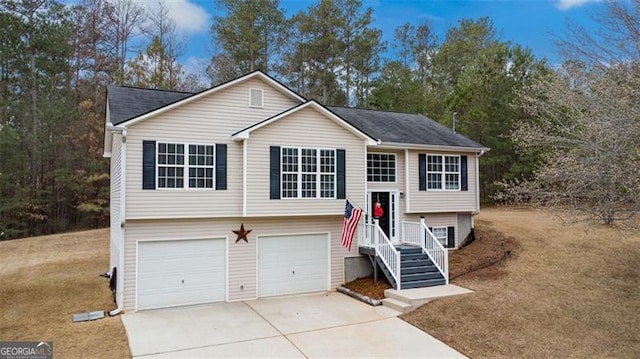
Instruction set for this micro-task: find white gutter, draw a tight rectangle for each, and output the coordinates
[110,128,127,316]
[376,142,489,153]
[106,123,126,133]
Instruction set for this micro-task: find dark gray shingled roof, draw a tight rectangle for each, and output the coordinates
[328,106,486,149]
[107,85,486,150]
[107,85,193,125]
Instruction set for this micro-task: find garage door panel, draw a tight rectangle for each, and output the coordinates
[137,239,226,310]
[258,234,328,298]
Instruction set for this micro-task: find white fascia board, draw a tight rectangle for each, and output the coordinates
[103,100,113,157]
[103,120,123,158]
[375,142,490,153]
[120,71,305,128]
[232,100,379,145]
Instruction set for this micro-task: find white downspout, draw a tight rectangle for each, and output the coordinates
[475,150,487,214]
[110,128,127,316]
[242,139,248,217]
[363,141,368,209]
[404,149,410,213]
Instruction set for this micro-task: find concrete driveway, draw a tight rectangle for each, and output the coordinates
[122,292,466,358]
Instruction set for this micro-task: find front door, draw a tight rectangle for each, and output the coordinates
[369,191,398,242]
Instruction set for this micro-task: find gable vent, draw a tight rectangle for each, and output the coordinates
[249,88,263,108]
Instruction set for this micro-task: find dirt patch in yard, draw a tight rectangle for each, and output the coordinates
[0,229,131,359]
[449,223,520,280]
[343,275,391,300]
[402,207,640,359]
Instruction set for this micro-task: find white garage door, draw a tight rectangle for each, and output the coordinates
[137,239,226,310]
[258,233,328,297]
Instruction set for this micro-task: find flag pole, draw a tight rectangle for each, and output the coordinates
[346,196,366,212]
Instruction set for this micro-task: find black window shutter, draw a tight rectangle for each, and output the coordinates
[215,144,227,190]
[418,154,426,191]
[447,226,455,248]
[337,149,346,199]
[142,140,156,190]
[460,155,468,191]
[270,146,281,199]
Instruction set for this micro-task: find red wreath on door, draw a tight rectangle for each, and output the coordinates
[373,202,384,219]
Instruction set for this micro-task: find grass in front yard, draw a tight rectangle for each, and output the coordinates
[402,207,640,358]
[0,229,131,359]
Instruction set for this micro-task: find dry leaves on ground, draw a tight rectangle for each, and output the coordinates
[0,229,131,359]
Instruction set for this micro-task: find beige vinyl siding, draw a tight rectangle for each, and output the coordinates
[109,134,122,271]
[246,106,366,216]
[404,213,459,246]
[122,216,358,311]
[407,150,478,213]
[124,77,299,219]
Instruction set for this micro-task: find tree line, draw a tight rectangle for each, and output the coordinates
[1,0,638,239]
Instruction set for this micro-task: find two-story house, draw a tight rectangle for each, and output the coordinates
[104,71,488,313]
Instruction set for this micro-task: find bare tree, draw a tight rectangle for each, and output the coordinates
[110,0,144,78]
[499,63,640,226]
[558,0,640,65]
[124,0,185,90]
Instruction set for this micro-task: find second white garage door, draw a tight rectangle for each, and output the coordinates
[258,233,329,297]
[137,239,226,310]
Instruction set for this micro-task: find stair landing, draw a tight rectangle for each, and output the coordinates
[382,285,473,313]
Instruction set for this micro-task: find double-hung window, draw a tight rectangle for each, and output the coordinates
[427,155,460,190]
[281,147,335,199]
[367,153,396,182]
[157,142,214,189]
[431,227,448,246]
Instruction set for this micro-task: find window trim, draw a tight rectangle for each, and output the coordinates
[367,152,397,183]
[425,154,461,191]
[281,146,337,199]
[156,141,216,190]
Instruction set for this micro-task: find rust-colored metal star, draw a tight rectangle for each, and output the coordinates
[233,223,252,243]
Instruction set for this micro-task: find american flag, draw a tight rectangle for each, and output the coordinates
[341,200,363,252]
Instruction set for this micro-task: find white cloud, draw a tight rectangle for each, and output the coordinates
[556,0,600,11]
[136,0,210,34]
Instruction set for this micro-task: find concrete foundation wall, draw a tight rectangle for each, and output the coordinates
[344,256,373,283]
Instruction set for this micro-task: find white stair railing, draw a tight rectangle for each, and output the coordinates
[358,218,374,248]
[372,219,402,290]
[402,218,449,284]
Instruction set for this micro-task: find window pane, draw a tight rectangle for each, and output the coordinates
[367,153,395,182]
[187,144,215,188]
[443,156,459,190]
[282,173,298,198]
[302,173,316,198]
[427,173,442,189]
[321,174,335,198]
[432,227,447,246]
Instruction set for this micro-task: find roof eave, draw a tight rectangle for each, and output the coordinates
[232,100,379,145]
[376,141,490,153]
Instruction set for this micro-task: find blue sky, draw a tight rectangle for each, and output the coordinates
[135,0,606,72]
